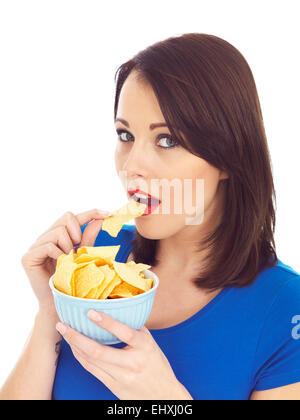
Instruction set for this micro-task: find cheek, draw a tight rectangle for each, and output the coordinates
[114,145,121,170]
[178,163,221,214]
[195,169,221,217]
[114,150,126,196]
[114,146,125,178]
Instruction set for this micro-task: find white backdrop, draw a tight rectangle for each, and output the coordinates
[0,0,299,386]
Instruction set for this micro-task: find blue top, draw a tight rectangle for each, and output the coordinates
[52,224,300,400]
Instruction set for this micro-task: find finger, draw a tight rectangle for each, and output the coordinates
[22,242,63,268]
[76,209,112,227]
[71,348,117,389]
[29,226,74,255]
[72,346,129,382]
[44,211,82,245]
[77,209,113,247]
[79,218,106,247]
[62,211,82,245]
[87,310,144,348]
[140,325,153,336]
[29,209,112,255]
[44,209,111,236]
[56,323,132,369]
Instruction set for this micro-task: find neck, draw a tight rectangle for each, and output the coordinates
[154,182,226,275]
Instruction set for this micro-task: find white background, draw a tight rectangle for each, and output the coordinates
[0,0,299,386]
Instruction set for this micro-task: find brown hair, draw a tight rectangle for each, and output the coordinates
[113,33,278,290]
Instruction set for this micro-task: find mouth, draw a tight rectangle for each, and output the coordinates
[127,189,161,216]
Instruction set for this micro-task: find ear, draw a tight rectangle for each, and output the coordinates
[219,170,229,180]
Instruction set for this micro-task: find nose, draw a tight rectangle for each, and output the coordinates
[120,139,149,181]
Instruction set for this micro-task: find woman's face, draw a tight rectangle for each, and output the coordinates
[114,70,227,240]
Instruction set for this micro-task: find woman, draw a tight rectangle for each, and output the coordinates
[1,33,300,400]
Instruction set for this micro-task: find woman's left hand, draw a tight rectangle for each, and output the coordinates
[56,310,193,400]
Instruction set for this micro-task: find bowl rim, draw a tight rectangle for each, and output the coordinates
[49,269,159,303]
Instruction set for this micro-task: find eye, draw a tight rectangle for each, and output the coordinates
[116,129,133,142]
[115,129,179,149]
[157,134,179,149]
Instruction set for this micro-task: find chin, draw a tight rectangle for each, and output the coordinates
[134,217,163,240]
[135,216,184,240]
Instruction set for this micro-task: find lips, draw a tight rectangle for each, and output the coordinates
[127,189,161,215]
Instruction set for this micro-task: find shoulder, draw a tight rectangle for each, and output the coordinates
[257,258,300,289]
[257,259,300,327]
[262,259,300,324]
[264,258,299,295]
[262,259,300,314]
[250,261,300,391]
[226,258,300,355]
[232,258,300,316]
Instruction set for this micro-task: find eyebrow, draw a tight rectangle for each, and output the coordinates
[115,118,169,130]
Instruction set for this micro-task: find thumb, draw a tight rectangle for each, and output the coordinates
[79,219,105,247]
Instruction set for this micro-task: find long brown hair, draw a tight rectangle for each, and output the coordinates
[113,33,278,290]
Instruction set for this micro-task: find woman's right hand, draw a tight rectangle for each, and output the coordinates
[21,209,111,316]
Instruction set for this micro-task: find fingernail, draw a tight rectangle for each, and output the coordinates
[98,210,113,216]
[88,310,102,322]
[56,322,67,335]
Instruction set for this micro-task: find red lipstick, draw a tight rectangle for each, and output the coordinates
[127,189,161,215]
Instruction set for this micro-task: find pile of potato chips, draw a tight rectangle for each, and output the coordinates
[53,245,154,299]
[53,199,153,299]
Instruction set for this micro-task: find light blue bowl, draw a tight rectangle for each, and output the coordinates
[49,269,159,345]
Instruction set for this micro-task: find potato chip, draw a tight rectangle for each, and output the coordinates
[110,281,142,298]
[53,255,78,295]
[85,286,100,300]
[99,273,122,299]
[101,199,147,237]
[74,263,105,298]
[145,277,154,291]
[127,261,135,267]
[54,254,90,295]
[126,261,151,273]
[89,264,116,299]
[112,260,149,291]
[77,245,120,261]
[56,253,71,270]
[74,254,107,266]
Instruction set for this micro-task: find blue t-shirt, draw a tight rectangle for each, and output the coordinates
[52,224,300,400]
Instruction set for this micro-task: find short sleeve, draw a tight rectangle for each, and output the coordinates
[252,276,300,391]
